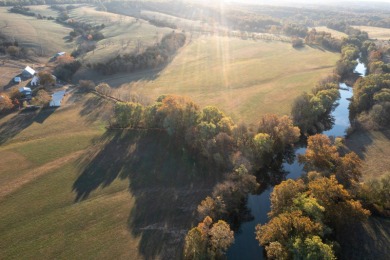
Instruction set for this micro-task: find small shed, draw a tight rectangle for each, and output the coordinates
[19,87,32,96]
[22,66,35,78]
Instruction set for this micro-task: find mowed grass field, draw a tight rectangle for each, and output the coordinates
[343,129,390,259]
[0,7,76,57]
[346,129,390,181]
[68,6,173,64]
[0,92,210,259]
[111,36,339,123]
[313,26,348,39]
[353,26,390,40]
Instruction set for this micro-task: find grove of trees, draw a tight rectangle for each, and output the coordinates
[256,135,370,259]
[184,216,234,260]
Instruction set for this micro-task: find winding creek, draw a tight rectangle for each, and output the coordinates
[227,59,367,259]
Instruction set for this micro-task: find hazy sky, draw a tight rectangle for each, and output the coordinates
[225,0,390,4]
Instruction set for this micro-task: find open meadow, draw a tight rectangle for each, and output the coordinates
[104,35,339,123]
[0,91,213,259]
[0,7,76,57]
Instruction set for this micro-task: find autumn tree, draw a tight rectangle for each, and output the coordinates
[56,53,75,65]
[209,220,234,258]
[79,80,95,91]
[0,93,13,112]
[184,217,234,260]
[257,114,300,152]
[38,71,56,87]
[114,102,143,128]
[197,165,258,222]
[361,173,390,216]
[197,196,226,221]
[335,152,362,188]
[157,95,200,136]
[269,179,306,217]
[299,134,363,187]
[292,235,336,260]
[251,133,273,168]
[299,134,339,175]
[95,82,111,96]
[308,175,370,229]
[31,90,51,107]
[256,210,328,259]
[184,227,207,260]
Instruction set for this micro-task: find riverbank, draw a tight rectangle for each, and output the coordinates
[228,59,367,259]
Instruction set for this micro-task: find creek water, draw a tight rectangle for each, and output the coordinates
[227,60,367,259]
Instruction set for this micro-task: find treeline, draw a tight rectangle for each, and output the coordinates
[9,5,56,20]
[291,29,368,135]
[349,41,390,130]
[112,95,300,172]
[291,75,340,134]
[9,5,35,16]
[93,32,186,75]
[140,15,177,30]
[256,134,370,259]
[53,5,105,44]
[54,58,81,82]
[305,28,342,52]
[350,74,390,129]
[224,11,281,33]
[0,31,31,58]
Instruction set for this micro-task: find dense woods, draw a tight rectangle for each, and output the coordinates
[349,39,390,130]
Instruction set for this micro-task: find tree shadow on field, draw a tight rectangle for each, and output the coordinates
[79,95,114,123]
[0,108,57,145]
[73,129,215,259]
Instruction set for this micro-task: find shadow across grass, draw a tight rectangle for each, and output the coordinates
[0,108,57,145]
[73,129,216,259]
[79,94,114,123]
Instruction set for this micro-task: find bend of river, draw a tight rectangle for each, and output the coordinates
[227,59,367,259]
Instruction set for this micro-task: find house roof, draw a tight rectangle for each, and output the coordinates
[23,66,35,75]
[19,87,32,93]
